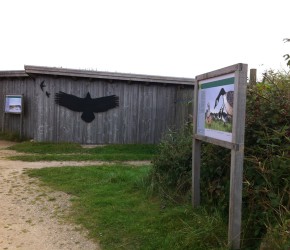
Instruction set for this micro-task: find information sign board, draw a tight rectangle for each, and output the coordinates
[192,63,248,249]
[5,95,23,114]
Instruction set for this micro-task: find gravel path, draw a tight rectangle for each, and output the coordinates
[0,140,138,250]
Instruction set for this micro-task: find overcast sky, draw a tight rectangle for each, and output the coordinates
[0,0,289,79]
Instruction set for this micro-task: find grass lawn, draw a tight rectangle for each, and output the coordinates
[26,164,228,250]
[8,142,157,162]
[7,142,228,249]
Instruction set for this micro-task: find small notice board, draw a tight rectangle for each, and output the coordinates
[5,95,23,114]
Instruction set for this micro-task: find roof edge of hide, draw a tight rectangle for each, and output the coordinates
[24,65,195,86]
[0,70,29,78]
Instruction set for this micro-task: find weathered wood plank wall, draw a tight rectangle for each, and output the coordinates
[0,68,194,144]
[34,76,193,144]
[175,86,194,128]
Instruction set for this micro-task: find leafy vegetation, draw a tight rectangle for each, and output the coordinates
[8,142,157,162]
[26,165,228,250]
[151,125,193,201]
[242,70,290,248]
[151,70,290,249]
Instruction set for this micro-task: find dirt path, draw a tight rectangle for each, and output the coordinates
[0,141,149,250]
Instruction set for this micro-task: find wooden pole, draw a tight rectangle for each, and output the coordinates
[192,79,201,206]
[192,139,201,206]
[249,68,257,84]
[228,64,248,249]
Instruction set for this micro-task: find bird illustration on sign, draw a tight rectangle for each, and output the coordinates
[54,91,119,123]
[204,86,234,132]
[214,88,233,117]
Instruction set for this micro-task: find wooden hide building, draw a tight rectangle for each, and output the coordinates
[0,65,194,144]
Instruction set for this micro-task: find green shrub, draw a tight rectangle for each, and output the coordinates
[200,144,230,212]
[151,70,290,249]
[241,70,290,247]
[151,124,193,201]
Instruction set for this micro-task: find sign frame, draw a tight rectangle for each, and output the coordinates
[4,95,23,114]
[192,63,248,249]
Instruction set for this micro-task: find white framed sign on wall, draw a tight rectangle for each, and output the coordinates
[5,95,23,114]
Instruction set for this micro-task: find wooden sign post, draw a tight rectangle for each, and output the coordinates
[192,63,248,249]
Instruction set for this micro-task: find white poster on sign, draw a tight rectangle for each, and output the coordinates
[196,73,235,143]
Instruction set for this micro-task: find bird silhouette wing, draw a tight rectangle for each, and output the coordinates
[55,92,85,112]
[40,80,46,91]
[91,95,119,112]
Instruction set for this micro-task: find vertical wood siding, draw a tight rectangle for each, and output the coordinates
[0,75,194,144]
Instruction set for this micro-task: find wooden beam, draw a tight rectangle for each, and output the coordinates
[228,64,248,249]
[195,134,240,150]
[192,78,201,206]
[249,68,257,84]
[196,63,245,81]
[0,70,28,78]
[24,65,195,86]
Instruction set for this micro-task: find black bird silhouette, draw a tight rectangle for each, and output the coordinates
[55,91,119,123]
[40,80,46,91]
[46,91,50,98]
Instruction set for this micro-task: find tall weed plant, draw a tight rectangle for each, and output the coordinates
[151,124,193,201]
[151,70,290,249]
